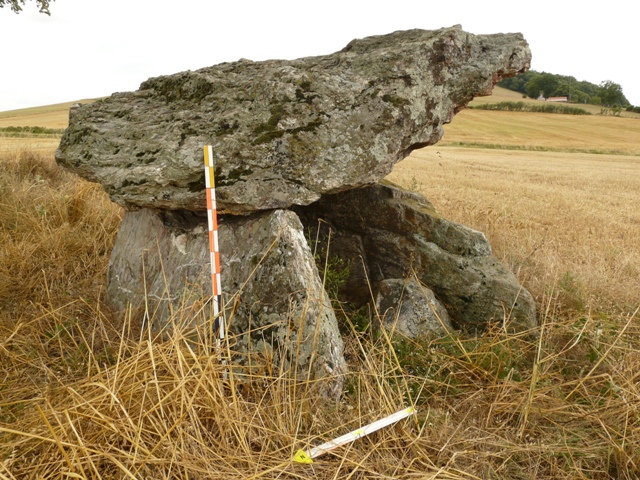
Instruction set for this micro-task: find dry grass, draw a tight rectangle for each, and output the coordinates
[0,149,123,438]
[0,149,121,310]
[1,101,640,478]
[5,300,640,479]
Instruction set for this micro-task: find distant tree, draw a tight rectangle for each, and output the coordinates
[576,80,599,96]
[567,89,589,104]
[0,0,52,15]
[553,78,573,99]
[498,71,538,95]
[524,73,559,99]
[599,80,629,107]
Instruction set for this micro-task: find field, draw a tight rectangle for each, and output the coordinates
[0,100,99,154]
[0,99,101,129]
[1,90,640,478]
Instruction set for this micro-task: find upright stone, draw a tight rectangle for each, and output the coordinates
[108,208,346,392]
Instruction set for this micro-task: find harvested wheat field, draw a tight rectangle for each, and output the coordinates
[0,138,61,154]
[1,98,640,478]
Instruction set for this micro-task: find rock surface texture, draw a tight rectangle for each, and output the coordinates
[56,25,530,214]
[375,278,453,338]
[56,26,535,385]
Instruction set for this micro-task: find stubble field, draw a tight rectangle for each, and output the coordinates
[1,89,640,479]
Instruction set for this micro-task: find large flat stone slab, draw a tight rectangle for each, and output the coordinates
[56,25,530,214]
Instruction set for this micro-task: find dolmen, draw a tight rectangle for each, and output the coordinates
[56,25,536,394]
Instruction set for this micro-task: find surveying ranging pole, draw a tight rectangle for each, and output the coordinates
[293,406,416,464]
[203,145,224,341]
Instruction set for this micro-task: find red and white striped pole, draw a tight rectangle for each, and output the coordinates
[204,145,225,342]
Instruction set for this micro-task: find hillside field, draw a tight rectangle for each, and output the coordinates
[440,87,640,155]
[1,89,640,478]
[0,98,101,129]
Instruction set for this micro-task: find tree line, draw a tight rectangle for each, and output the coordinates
[498,71,632,109]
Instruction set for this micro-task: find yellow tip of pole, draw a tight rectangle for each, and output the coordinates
[293,449,313,464]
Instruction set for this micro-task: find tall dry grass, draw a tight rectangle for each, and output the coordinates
[1,147,640,479]
[0,150,120,307]
[0,149,123,432]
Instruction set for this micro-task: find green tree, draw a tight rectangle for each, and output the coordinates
[0,0,52,14]
[599,80,629,107]
[524,73,559,99]
[498,71,538,95]
[499,71,620,105]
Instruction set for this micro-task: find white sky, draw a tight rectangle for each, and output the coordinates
[1,0,639,112]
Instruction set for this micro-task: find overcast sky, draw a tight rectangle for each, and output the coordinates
[1,0,638,112]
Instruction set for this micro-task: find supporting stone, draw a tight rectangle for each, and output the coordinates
[296,182,537,331]
[375,278,453,338]
[107,208,346,392]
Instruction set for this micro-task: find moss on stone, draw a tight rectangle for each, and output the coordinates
[253,105,285,135]
[122,178,146,189]
[253,130,285,145]
[214,120,239,136]
[382,94,410,107]
[295,87,319,105]
[216,166,254,186]
[290,119,323,135]
[299,79,312,91]
[252,104,286,144]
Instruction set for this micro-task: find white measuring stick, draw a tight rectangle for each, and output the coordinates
[293,406,416,464]
[203,145,225,342]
